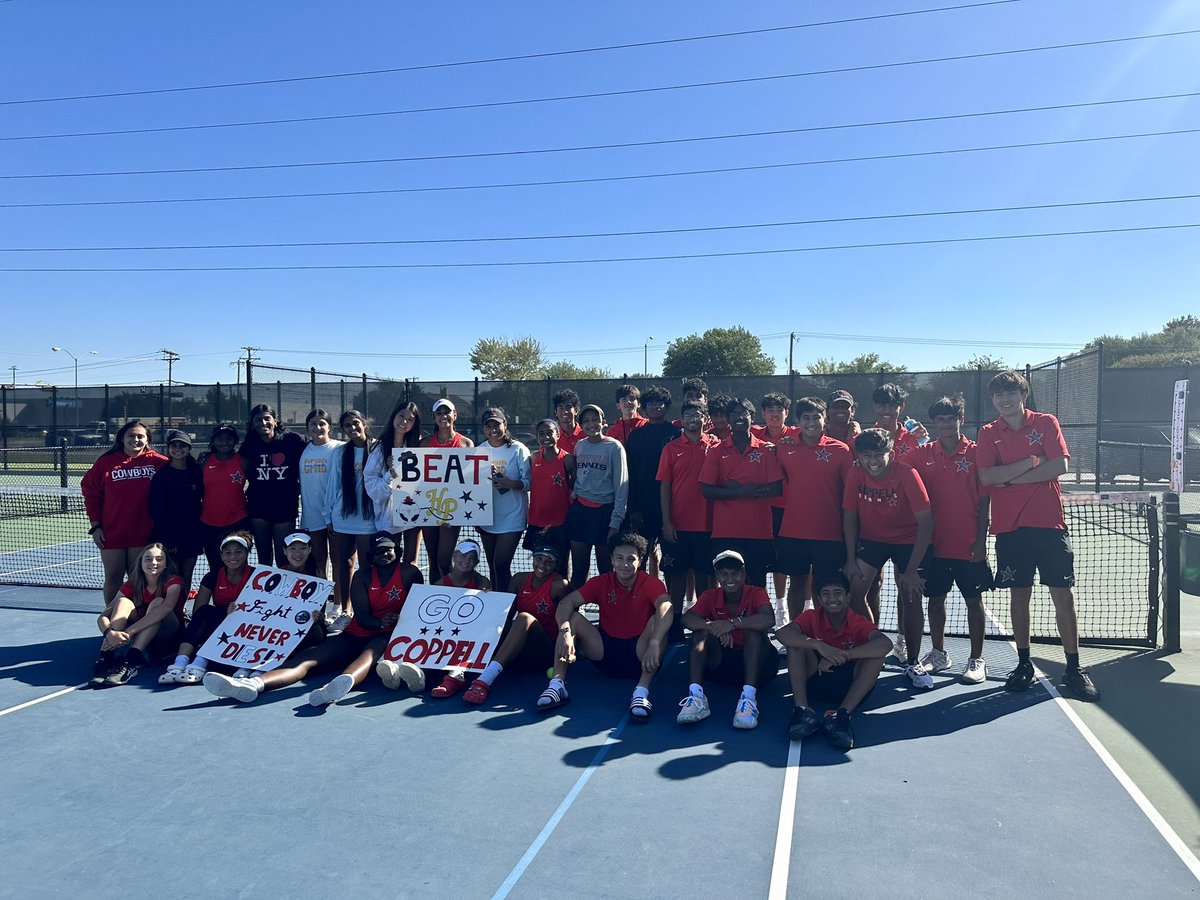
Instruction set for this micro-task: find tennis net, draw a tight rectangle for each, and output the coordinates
[0,485,1164,646]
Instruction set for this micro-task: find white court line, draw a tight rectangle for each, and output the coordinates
[981,607,1200,881]
[491,712,631,900]
[767,739,803,900]
[0,684,82,718]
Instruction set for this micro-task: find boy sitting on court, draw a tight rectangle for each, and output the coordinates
[537,532,672,720]
[677,550,778,730]
[776,571,892,749]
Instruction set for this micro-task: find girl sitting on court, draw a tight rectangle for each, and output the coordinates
[91,543,183,688]
[158,531,255,686]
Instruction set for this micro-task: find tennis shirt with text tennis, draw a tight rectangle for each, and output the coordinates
[976,410,1068,534]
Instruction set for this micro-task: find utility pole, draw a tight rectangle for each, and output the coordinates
[160,349,180,426]
[8,366,15,387]
[242,346,260,418]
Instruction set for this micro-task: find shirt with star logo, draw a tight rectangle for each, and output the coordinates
[843,460,931,545]
[698,433,784,540]
[345,564,419,638]
[914,436,987,560]
[689,584,772,648]
[977,410,1069,533]
[529,448,572,529]
[778,435,853,541]
[199,453,250,530]
[515,571,561,637]
[656,433,720,532]
[576,571,668,640]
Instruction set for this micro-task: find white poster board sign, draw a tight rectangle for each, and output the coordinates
[382,584,515,671]
[390,447,495,528]
[1170,379,1188,494]
[196,566,333,671]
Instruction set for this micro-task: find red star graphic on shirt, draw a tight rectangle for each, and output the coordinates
[887,494,899,507]
[607,589,619,604]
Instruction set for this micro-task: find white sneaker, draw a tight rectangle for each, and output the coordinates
[376,659,405,690]
[309,673,354,707]
[327,613,352,635]
[203,672,260,703]
[904,663,934,690]
[732,696,759,729]
[893,633,908,664]
[961,657,987,684]
[395,661,425,691]
[921,647,952,673]
[676,693,711,724]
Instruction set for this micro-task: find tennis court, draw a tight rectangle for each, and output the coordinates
[1,591,1197,898]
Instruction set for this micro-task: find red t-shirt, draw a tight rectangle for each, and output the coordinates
[199,565,255,608]
[778,436,853,541]
[914,437,986,560]
[751,426,799,510]
[558,425,585,455]
[81,450,170,548]
[345,565,412,638]
[976,411,1069,534]
[428,432,466,448]
[843,460,930,545]
[794,607,877,650]
[689,584,772,648]
[698,435,784,540]
[656,434,718,533]
[605,416,647,445]
[577,570,667,640]
[118,574,185,620]
[200,454,248,527]
[515,572,558,637]
[529,448,572,529]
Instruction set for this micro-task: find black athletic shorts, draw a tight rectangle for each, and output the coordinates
[593,630,643,680]
[659,531,714,576]
[776,537,845,580]
[711,537,774,588]
[565,500,614,546]
[702,635,780,688]
[923,557,995,598]
[994,527,1074,589]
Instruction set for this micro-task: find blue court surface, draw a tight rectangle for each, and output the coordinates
[1,589,1198,899]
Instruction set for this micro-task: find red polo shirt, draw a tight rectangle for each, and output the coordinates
[656,434,718,533]
[577,571,668,640]
[914,436,986,560]
[976,410,1068,534]
[698,434,784,540]
[558,425,585,455]
[794,607,877,650]
[689,584,772,648]
[778,436,853,541]
[843,460,930,545]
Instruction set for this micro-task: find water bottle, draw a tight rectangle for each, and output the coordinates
[903,417,928,446]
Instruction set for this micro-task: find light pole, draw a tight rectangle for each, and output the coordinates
[644,336,655,376]
[51,347,97,427]
[161,349,180,428]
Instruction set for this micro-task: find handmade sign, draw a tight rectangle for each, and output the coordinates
[382,584,516,671]
[196,566,333,671]
[389,447,495,528]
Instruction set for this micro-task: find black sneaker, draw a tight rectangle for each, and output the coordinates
[1062,667,1100,702]
[1004,659,1036,692]
[89,655,114,688]
[788,706,821,741]
[104,660,140,687]
[823,708,854,750]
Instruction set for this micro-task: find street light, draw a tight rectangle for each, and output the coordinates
[51,347,97,427]
[644,336,655,376]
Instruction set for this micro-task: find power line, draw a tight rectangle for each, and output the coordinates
[2,192,1195,252]
[3,223,1194,271]
[7,90,1195,181]
[784,331,1081,349]
[5,127,1196,210]
[0,2,1029,106]
[5,29,1196,143]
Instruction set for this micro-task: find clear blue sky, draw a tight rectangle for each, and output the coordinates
[2,0,1197,390]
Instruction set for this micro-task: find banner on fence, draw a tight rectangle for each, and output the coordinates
[389,447,495,528]
[197,566,333,671]
[1171,379,1188,494]
[382,584,515,671]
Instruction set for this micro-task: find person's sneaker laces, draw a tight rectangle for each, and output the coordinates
[823,707,855,750]
[920,647,952,673]
[676,693,711,724]
[788,706,821,740]
[104,660,140,687]
[1004,659,1036,692]
[961,657,987,685]
[1062,667,1100,702]
[904,662,934,689]
[732,696,759,730]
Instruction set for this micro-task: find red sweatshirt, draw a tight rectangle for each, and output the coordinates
[82,450,169,549]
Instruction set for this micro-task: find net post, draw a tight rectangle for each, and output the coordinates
[1147,494,1160,647]
[1163,491,1181,653]
[51,385,59,447]
[1,383,7,457]
[59,437,68,513]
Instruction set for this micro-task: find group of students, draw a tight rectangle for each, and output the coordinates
[81,368,1098,749]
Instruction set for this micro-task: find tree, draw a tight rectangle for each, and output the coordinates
[543,361,613,380]
[806,353,908,375]
[949,353,1007,372]
[469,336,546,381]
[661,327,775,378]
[1087,316,1200,368]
